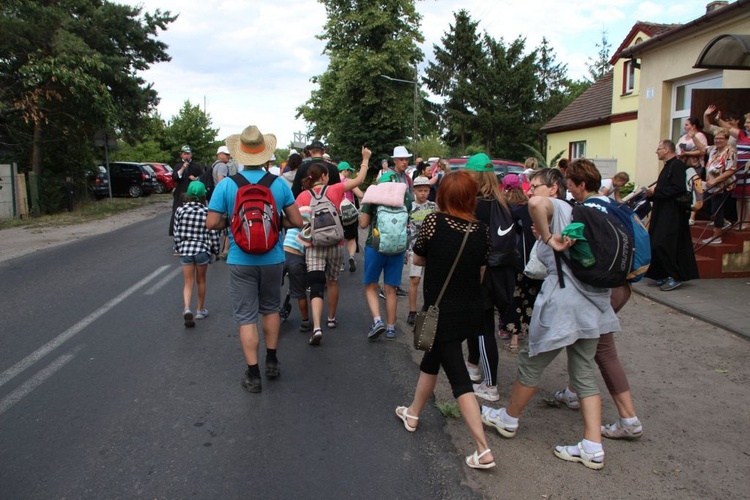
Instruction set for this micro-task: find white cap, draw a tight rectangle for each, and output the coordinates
[413,176,431,187]
[289,149,298,156]
[391,146,412,159]
[217,145,230,155]
[270,154,276,162]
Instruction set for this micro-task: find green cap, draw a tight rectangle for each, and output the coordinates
[337,161,355,172]
[465,153,494,171]
[186,180,207,199]
[378,172,397,184]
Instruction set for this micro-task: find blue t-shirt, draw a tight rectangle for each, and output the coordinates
[208,169,296,265]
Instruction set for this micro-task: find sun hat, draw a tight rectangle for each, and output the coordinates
[465,153,493,171]
[226,125,277,166]
[413,176,431,187]
[378,172,398,184]
[180,145,192,153]
[391,146,412,159]
[186,180,206,199]
[502,174,521,190]
[337,161,355,172]
[217,145,230,155]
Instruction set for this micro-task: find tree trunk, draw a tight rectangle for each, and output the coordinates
[31,120,42,176]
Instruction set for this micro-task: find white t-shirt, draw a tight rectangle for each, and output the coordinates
[599,178,617,200]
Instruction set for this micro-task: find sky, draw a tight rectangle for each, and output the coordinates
[118,0,714,149]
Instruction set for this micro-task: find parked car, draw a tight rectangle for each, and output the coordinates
[446,157,525,181]
[146,162,175,194]
[86,166,110,199]
[89,162,157,198]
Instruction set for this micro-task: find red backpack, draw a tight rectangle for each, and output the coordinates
[230,173,280,254]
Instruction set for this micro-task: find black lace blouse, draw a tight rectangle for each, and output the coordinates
[413,212,491,343]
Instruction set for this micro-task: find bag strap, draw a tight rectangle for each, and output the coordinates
[231,173,249,188]
[434,223,472,307]
[231,172,277,188]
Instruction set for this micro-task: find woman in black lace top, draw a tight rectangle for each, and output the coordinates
[394,171,496,470]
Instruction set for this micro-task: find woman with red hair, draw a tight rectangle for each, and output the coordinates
[394,170,496,470]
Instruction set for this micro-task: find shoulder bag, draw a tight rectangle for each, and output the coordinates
[413,222,473,351]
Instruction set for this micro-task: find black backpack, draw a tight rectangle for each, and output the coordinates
[487,198,522,269]
[554,202,633,289]
[199,162,217,200]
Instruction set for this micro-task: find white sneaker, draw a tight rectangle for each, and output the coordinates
[465,363,482,383]
[195,309,208,320]
[701,237,722,245]
[473,382,500,402]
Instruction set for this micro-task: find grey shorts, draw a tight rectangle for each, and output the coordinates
[284,252,307,299]
[228,263,284,326]
[516,337,600,399]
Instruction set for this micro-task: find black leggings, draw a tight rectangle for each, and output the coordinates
[466,308,499,386]
[420,339,474,398]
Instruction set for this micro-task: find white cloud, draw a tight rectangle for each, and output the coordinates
[119,0,711,150]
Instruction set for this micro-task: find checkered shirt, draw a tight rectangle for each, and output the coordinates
[173,202,221,256]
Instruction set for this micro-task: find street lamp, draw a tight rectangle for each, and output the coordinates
[379,67,419,158]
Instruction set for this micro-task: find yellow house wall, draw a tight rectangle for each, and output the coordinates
[633,15,750,186]
[546,125,612,164]
[611,30,648,116]
[609,119,639,175]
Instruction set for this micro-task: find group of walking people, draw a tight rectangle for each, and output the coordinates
[168,118,739,473]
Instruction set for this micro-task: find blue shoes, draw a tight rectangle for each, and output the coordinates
[368,319,385,340]
[660,278,682,291]
[385,328,397,340]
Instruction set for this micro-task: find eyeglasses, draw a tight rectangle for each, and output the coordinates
[529,183,549,191]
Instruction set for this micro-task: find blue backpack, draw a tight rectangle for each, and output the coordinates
[581,198,651,282]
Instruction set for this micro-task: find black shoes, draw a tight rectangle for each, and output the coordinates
[242,372,262,393]
[265,360,280,379]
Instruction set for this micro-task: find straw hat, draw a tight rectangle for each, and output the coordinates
[225,125,277,166]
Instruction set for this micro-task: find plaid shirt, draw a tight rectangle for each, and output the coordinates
[173,202,220,256]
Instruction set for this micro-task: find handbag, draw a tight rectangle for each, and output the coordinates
[523,240,547,280]
[413,223,473,351]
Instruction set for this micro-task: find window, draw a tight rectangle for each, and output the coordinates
[670,74,722,143]
[570,141,586,159]
[623,60,636,94]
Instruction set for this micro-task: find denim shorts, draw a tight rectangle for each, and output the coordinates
[180,251,211,266]
[363,246,404,287]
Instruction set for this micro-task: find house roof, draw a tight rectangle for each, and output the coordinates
[619,0,750,59]
[610,22,681,64]
[540,71,613,133]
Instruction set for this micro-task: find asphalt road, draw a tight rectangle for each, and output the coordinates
[0,213,477,499]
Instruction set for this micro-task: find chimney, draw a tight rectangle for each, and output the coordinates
[706,1,729,14]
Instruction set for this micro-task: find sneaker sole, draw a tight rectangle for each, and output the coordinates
[368,325,386,340]
[660,282,682,291]
[474,391,500,402]
[184,312,195,327]
[602,429,643,440]
[480,414,517,438]
[309,331,322,346]
[553,448,604,470]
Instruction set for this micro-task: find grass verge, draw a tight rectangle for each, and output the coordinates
[0,195,171,231]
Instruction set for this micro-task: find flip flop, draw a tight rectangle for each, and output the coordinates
[465,448,496,470]
[395,406,418,432]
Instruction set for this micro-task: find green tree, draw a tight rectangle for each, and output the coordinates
[423,9,484,152]
[297,0,424,162]
[163,101,219,166]
[587,30,612,82]
[0,1,175,178]
[473,34,538,159]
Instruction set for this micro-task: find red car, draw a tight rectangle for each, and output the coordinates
[146,162,175,194]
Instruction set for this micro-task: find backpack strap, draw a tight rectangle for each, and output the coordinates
[553,250,567,289]
[231,173,250,187]
[309,185,328,201]
[257,172,278,188]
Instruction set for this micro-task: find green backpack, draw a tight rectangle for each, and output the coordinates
[374,205,408,255]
